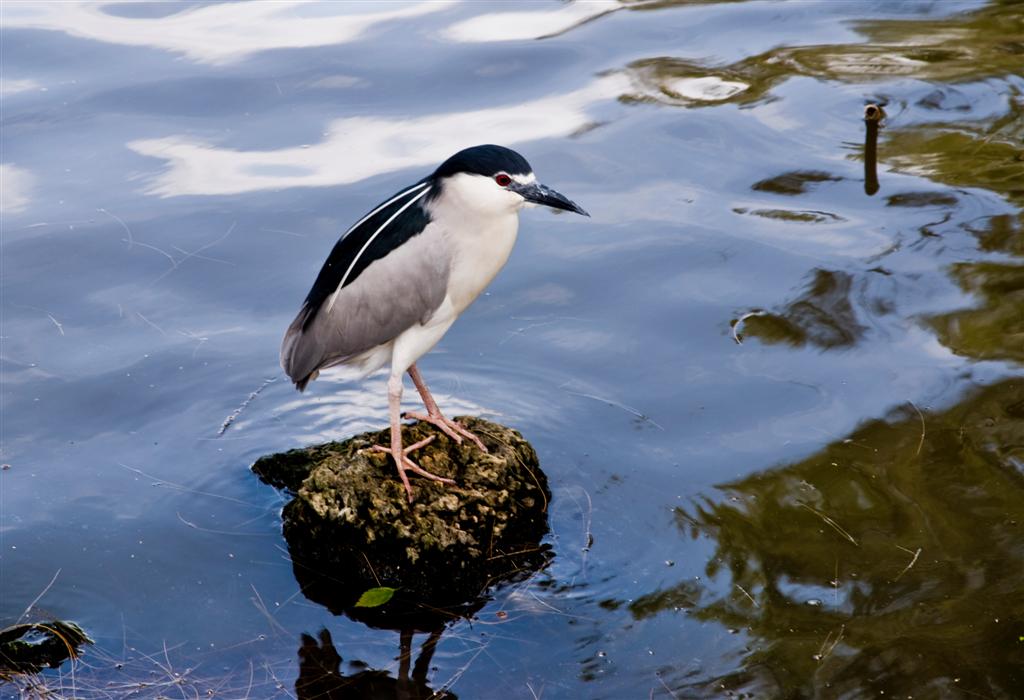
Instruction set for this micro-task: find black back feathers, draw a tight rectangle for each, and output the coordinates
[300,181,432,330]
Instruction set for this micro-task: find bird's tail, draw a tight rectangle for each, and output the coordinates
[280,304,319,391]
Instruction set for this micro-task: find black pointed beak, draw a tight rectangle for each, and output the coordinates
[511,181,589,217]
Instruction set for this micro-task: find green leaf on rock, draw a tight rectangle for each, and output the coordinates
[355,586,395,608]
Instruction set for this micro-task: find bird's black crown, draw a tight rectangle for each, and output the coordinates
[433,144,532,179]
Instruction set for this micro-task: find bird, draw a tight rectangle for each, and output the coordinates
[281,144,588,502]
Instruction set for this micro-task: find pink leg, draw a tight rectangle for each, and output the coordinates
[405,364,488,453]
[370,374,454,503]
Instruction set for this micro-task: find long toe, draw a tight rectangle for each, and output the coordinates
[368,435,453,502]
[404,410,464,445]
[401,456,456,485]
[447,418,489,453]
[368,434,435,456]
[405,411,489,453]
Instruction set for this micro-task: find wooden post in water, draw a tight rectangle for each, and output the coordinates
[863,103,885,196]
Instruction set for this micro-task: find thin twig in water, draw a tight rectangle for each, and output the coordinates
[731,310,766,345]
[798,502,859,547]
[269,583,308,618]
[894,545,922,580]
[561,386,664,430]
[434,640,491,696]
[262,660,296,699]
[909,401,926,456]
[98,207,134,249]
[163,639,189,700]
[42,622,80,697]
[259,227,305,238]
[361,550,381,587]
[120,611,128,663]
[244,659,254,700]
[485,548,544,564]
[129,239,179,268]
[219,376,278,436]
[176,511,273,537]
[114,640,192,698]
[656,672,680,699]
[178,328,209,358]
[815,624,845,663]
[10,303,66,336]
[18,568,61,623]
[170,245,235,266]
[582,487,593,541]
[250,584,290,637]
[116,462,261,508]
[735,583,758,608]
[46,313,65,336]
[150,221,237,287]
[526,589,567,616]
[557,484,593,587]
[135,311,167,336]
[833,558,839,606]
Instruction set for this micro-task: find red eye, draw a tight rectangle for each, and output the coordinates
[495,173,512,187]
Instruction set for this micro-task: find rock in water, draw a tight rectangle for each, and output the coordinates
[0,620,93,677]
[253,417,551,625]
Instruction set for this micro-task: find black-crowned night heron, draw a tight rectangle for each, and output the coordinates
[281,144,588,501]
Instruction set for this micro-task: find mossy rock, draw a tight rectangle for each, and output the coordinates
[0,620,93,679]
[253,417,551,627]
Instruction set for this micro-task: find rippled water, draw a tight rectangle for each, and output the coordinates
[2,1,1023,698]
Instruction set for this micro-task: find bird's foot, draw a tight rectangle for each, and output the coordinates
[368,435,455,503]
[403,411,489,453]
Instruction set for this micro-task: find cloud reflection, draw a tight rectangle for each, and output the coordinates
[128,75,629,197]
[3,1,455,65]
[442,0,621,43]
[0,164,34,214]
[0,78,42,96]
[663,76,748,102]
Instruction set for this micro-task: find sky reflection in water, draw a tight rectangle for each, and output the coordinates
[2,0,1022,698]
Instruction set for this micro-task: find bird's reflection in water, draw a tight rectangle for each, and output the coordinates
[284,509,528,699]
[296,628,455,700]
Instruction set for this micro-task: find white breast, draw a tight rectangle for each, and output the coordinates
[426,173,522,315]
[445,214,519,313]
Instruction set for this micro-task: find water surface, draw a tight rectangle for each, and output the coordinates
[2,1,1023,697]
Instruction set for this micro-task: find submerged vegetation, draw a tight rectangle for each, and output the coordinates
[624,0,1024,107]
[730,3,1023,358]
[656,378,1024,697]
[633,1,1024,697]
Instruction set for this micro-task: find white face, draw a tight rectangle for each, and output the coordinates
[434,171,537,216]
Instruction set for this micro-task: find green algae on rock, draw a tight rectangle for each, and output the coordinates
[252,417,551,625]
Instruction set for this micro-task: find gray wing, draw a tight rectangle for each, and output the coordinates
[281,223,450,390]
